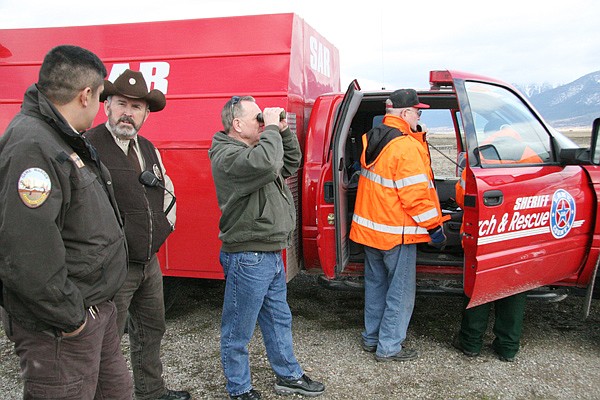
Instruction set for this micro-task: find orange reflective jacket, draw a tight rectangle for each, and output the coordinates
[349,116,446,250]
[455,168,466,209]
[455,168,467,241]
[479,127,544,165]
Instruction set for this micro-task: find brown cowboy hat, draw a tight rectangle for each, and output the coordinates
[101,69,166,112]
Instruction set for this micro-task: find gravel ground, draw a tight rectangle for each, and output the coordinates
[2,272,599,399]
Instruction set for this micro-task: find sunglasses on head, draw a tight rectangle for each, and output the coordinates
[230,96,241,117]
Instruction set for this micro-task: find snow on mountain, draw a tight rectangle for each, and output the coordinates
[522,70,600,129]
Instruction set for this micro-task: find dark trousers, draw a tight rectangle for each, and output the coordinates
[458,292,527,358]
[114,254,166,400]
[2,301,132,399]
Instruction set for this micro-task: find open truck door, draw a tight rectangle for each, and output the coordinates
[448,70,596,307]
[581,117,600,317]
[315,80,363,278]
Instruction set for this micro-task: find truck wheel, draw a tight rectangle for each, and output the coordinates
[163,276,183,314]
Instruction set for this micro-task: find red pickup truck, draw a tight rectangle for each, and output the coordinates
[1,14,598,313]
[305,76,599,314]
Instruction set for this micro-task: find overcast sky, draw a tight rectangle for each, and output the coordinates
[1,0,599,90]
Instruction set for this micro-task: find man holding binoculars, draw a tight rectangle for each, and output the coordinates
[256,109,286,124]
[209,96,325,400]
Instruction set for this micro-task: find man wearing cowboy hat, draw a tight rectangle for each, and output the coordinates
[85,69,188,400]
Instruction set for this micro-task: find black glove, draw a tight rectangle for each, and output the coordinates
[427,226,447,250]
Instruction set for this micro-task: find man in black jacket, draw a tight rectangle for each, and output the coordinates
[0,45,132,399]
[85,69,188,400]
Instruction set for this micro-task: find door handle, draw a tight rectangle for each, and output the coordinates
[483,190,503,206]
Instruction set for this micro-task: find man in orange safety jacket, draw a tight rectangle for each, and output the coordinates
[349,89,448,362]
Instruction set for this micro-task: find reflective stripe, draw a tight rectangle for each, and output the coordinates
[361,169,430,189]
[412,207,439,223]
[401,173,429,188]
[458,177,465,190]
[352,214,429,235]
[361,169,395,188]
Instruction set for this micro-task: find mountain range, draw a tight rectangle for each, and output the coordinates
[516,70,600,129]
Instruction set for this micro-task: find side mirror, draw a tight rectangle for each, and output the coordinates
[558,147,590,164]
[590,118,600,165]
[475,144,501,163]
[557,119,598,165]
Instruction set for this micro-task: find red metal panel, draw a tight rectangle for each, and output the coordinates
[0,14,296,60]
[158,148,224,279]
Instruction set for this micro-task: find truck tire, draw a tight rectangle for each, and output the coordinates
[163,276,183,314]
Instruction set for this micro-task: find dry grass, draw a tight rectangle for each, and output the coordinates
[560,129,592,146]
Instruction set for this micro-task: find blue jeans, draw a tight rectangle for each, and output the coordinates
[362,244,417,357]
[220,250,303,396]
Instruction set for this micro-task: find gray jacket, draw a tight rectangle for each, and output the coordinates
[208,125,301,252]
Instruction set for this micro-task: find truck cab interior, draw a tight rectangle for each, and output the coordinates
[341,91,465,278]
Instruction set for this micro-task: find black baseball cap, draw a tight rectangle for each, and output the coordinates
[387,89,430,109]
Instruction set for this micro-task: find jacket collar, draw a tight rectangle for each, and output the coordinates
[21,84,100,164]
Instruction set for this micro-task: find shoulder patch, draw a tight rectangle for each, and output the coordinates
[69,152,85,168]
[18,168,51,208]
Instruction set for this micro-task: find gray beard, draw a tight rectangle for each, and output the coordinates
[111,123,138,140]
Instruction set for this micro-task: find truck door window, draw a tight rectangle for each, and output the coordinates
[422,109,462,179]
[465,82,552,166]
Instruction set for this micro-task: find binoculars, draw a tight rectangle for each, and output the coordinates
[256,110,286,124]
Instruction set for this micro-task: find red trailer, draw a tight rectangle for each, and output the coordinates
[0,13,341,281]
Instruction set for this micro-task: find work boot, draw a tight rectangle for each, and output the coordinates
[452,336,479,357]
[157,388,191,400]
[230,389,261,399]
[361,341,377,353]
[493,345,516,362]
[274,374,325,397]
[374,348,418,362]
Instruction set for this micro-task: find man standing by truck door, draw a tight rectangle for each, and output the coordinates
[453,168,527,362]
[349,89,448,362]
[0,45,133,399]
[209,96,325,399]
[452,127,543,362]
[85,70,189,400]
